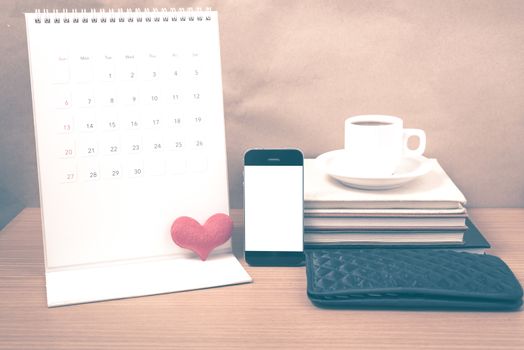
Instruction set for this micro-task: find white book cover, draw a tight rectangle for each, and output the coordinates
[304,231,464,244]
[304,216,467,230]
[305,159,467,209]
[304,206,467,217]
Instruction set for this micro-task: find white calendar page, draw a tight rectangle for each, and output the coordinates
[26,10,251,306]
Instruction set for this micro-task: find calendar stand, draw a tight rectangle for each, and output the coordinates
[46,251,250,306]
[25,9,251,307]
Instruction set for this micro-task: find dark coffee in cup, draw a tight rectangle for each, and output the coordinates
[352,121,393,126]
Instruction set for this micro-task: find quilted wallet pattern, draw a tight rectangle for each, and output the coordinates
[305,249,523,310]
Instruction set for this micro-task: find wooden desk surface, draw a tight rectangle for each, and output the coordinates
[0,208,523,349]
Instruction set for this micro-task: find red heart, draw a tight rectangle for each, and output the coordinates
[170,213,233,261]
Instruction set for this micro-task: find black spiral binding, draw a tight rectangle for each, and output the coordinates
[33,8,213,24]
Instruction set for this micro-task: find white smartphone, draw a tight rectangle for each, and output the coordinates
[243,149,304,266]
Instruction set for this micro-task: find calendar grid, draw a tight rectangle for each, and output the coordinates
[26,9,230,268]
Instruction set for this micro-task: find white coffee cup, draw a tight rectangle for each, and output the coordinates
[344,115,426,177]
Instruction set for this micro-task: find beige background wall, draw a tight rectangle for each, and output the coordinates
[1,0,523,210]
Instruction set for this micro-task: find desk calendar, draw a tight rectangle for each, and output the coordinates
[25,9,251,307]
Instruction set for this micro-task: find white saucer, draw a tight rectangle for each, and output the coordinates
[316,150,434,190]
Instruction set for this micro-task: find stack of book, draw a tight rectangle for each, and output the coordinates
[304,159,490,252]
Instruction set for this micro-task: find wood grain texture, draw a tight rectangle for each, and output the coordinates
[0,208,523,350]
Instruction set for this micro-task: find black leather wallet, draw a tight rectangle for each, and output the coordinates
[305,249,523,310]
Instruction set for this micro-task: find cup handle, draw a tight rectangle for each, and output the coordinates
[403,129,426,156]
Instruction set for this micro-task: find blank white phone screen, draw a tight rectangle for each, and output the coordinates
[244,165,303,252]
